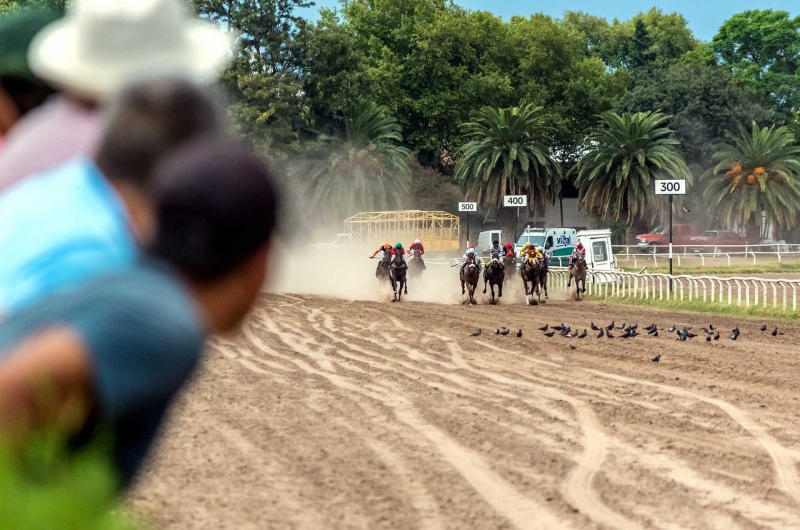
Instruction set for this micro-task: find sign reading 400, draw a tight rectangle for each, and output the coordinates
[503,195,528,207]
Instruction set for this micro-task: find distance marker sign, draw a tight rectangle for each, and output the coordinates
[503,195,528,207]
[458,202,477,212]
[654,180,686,195]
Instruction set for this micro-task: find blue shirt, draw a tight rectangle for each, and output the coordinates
[0,158,136,313]
[0,259,205,486]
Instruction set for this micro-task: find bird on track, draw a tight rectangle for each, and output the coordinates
[644,323,655,332]
[676,329,688,342]
[706,335,711,342]
[606,329,614,339]
[553,324,563,331]
[590,322,599,331]
[630,329,639,337]
[709,324,715,331]
[516,330,522,338]
[630,324,639,331]
[620,330,632,338]
[538,324,549,332]
[494,329,501,335]
[578,329,587,339]
[470,329,482,337]
[667,325,676,333]
[500,329,510,336]
[730,328,740,340]
[701,327,712,335]
[713,331,720,341]
[543,331,555,337]
[772,327,778,337]
[686,331,697,339]
[606,321,615,331]
[596,329,604,339]
[569,343,576,350]
[652,330,659,337]
[652,354,661,362]
[760,324,767,331]
[647,325,658,336]
[616,322,626,330]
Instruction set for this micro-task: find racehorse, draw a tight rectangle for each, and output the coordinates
[520,255,540,305]
[375,248,392,284]
[502,252,516,286]
[538,254,550,300]
[460,253,480,305]
[482,257,504,303]
[390,261,408,302]
[567,253,587,301]
[408,248,425,279]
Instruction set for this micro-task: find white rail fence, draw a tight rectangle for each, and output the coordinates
[613,243,800,268]
[548,268,800,312]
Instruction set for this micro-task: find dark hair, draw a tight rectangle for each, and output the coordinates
[148,140,280,280]
[0,75,54,116]
[95,78,221,187]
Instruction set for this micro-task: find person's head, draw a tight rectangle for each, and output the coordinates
[27,0,233,102]
[149,140,280,333]
[0,9,60,135]
[493,239,499,246]
[576,242,584,250]
[414,239,420,245]
[395,243,403,250]
[383,243,391,249]
[505,242,512,249]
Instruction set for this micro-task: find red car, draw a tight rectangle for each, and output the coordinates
[689,230,747,252]
[636,224,699,252]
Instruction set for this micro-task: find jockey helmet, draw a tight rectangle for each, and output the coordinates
[384,243,391,248]
[415,239,421,244]
[576,242,584,249]
[505,242,513,249]
[395,242,403,249]
[469,245,475,249]
[493,239,499,245]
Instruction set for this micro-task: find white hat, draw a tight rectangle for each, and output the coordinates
[28,0,234,99]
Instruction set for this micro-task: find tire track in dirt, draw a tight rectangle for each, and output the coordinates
[587,369,800,505]
[445,341,640,530]
[248,310,573,530]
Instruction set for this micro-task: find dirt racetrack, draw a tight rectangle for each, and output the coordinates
[130,292,800,529]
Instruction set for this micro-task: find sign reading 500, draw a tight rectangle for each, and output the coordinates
[503,195,528,207]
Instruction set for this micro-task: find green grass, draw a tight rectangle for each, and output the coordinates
[586,293,800,321]
[619,263,800,276]
[0,435,138,530]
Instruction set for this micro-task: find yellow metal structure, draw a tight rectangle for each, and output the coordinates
[343,210,460,251]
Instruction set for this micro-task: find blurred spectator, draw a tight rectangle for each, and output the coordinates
[0,78,221,314]
[0,0,232,191]
[0,140,279,487]
[0,8,59,140]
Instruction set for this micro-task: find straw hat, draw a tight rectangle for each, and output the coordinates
[28,0,234,99]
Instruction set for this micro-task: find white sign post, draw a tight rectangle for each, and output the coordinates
[503,195,528,244]
[458,202,478,246]
[655,180,687,290]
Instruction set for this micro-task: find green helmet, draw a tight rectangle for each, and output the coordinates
[395,242,403,249]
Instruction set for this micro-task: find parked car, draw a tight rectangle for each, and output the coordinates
[688,230,747,252]
[635,224,699,252]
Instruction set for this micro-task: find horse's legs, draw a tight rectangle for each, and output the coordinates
[404,279,408,295]
[483,277,488,294]
[498,281,503,298]
[567,272,572,287]
[461,277,465,295]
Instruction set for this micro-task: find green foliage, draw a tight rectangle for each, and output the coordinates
[454,104,561,216]
[575,111,692,226]
[713,10,800,122]
[0,435,136,530]
[0,0,65,16]
[703,123,800,241]
[296,102,412,221]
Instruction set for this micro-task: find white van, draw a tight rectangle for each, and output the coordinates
[577,229,614,271]
[476,230,502,256]
[515,227,577,265]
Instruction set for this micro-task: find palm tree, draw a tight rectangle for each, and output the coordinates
[454,105,562,221]
[574,111,692,231]
[299,102,412,221]
[703,123,800,242]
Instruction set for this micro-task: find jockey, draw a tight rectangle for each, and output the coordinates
[370,243,393,260]
[504,242,514,255]
[461,245,480,273]
[569,242,586,269]
[487,239,504,269]
[408,239,425,255]
[519,242,543,268]
[390,242,407,266]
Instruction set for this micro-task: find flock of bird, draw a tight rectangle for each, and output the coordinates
[468,321,786,363]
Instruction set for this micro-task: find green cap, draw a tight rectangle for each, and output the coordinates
[0,9,60,78]
[395,242,403,249]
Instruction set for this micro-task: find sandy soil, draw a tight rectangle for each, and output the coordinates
[129,278,800,529]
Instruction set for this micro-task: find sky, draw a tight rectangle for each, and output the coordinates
[302,0,798,42]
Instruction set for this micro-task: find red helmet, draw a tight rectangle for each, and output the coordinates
[576,242,584,249]
[469,245,475,249]
[504,242,513,249]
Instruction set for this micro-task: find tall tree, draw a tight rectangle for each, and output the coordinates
[297,102,412,221]
[703,123,800,242]
[713,10,800,122]
[574,111,692,232]
[454,104,562,223]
